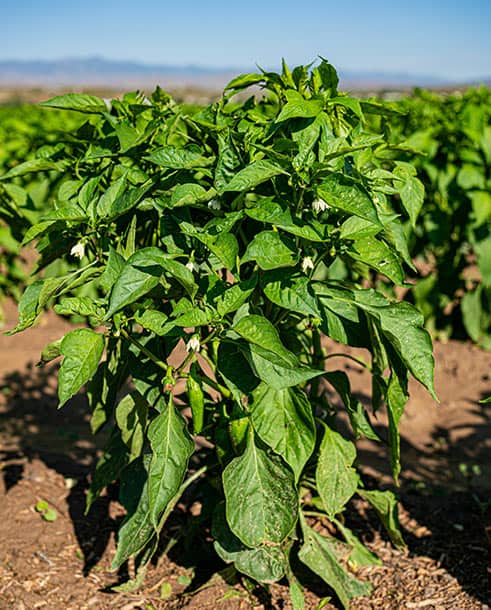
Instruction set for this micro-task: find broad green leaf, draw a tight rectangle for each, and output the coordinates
[233,314,298,367]
[316,424,359,518]
[223,433,297,547]
[38,338,62,366]
[324,371,379,441]
[358,489,404,547]
[277,92,323,122]
[333,520,381,567]
[147,398,194,527]
[100,246,126,292]
[170,183,213,207]
[461,286,484,343]
[247,346,324,390]
[352,292,436,398]
[245,199,325,241]
[212,504,287,583]
[58,329,105,407]
[398,174,424,228]
[195,232,238,271]
[86,429,128,511]
[386,371,408,482]
[470,190,491,227]
[97,175,127,217]
[348,237,404,285]
[134,309,176,336]
[224,72,265,91]
[223,160,286,192]
[213,274,258,317]
[299,517,371,610]
[40,93,107,113]
[242,230,299,270]
[106,250,163,319]
[54,296,103,320]
[109,182,152,219]
[251,383,315,481]
[0,159,61,181]
[217,342,259,397]
[317,173,381,226]
[111,456,155,569]
[115,392,148,460]
[261,270,321,317]
[145,146,213,169]
[7,281,43,334]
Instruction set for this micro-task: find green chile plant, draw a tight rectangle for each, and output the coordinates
[0,105,85,325]
[380,88,491,347]
[8,61,436,608]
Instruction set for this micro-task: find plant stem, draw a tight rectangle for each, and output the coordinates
[324,352,371,371]
[120,328,168,372]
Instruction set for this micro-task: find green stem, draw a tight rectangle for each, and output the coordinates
[120,328,168,372]
[324,352,371,371]
[201,373,232,399]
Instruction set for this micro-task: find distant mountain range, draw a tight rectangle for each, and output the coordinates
[0,57,489,91]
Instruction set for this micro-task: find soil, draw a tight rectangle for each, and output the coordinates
[0,299,490,610]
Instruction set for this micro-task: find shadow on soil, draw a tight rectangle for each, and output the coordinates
[0,364,490,606]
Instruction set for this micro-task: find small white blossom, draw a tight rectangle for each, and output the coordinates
[373,195,380,204]
[208,198,221,211]
[312,198,330,214]
[301,256,314,273]
[186,336,201,353]
[185,260,198,272]
[70,242,85,259]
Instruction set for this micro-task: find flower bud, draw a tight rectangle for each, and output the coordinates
[70,242,85,259]
[186,336,201,353]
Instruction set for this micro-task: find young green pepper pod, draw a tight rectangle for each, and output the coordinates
[187,362,205,434]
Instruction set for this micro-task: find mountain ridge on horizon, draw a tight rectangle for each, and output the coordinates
[0,57,489,90]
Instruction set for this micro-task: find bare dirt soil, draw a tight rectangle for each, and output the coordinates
[0,299,490,610]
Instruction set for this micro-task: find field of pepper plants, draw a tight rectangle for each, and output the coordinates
[0,61,489,610]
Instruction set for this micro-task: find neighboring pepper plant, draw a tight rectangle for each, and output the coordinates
[6,60,435,608]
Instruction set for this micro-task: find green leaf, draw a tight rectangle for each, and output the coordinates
[97,175,127,217]
[470,191,491,227]
[245,199,325,242]
[317,174,381,226]
[233,314,298,367]
[100,246,126,292]
[348,237,405,285]
[398,174,424,228]
[0,159,61,181]
[40,93,107,113]
[247,346,324,390]
[212,274,258,317]
[86,429,128,511]
[147,398,194,528]
[242,231,299,270]
[145,146,213,169]
[195,232,238,271]
[386,371,408,482]
[298,517,371,610]
[109,182,152,220]
[224,72,265,91]
[115,392,148,460]
[170,183,214,207]
[106,248,165,318]
[276,90,324,122]
[58,329,105,407]
[251,383,315,481]
[38,338,62,366]
[261,270,321,317]
[223,160,286,192]
[316,424,359,518]
[111,456,155,569]
[358,489,404,547]
[212,504,287,583]
[222,432,298,547]
[7,281,43,334]
[324,371,380,441]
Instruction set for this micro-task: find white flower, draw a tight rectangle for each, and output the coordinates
[185,260,198,272]
[70,242,85,259]
[208,198,221,211]
[301,256,314,273]
[312,198,329,214]
[186,336,201,353]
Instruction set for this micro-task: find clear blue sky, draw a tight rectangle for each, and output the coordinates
[3,0,491,79]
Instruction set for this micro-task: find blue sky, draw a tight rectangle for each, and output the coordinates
[3,0,491,79]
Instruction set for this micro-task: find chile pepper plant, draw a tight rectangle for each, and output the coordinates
[6,60,436,608]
